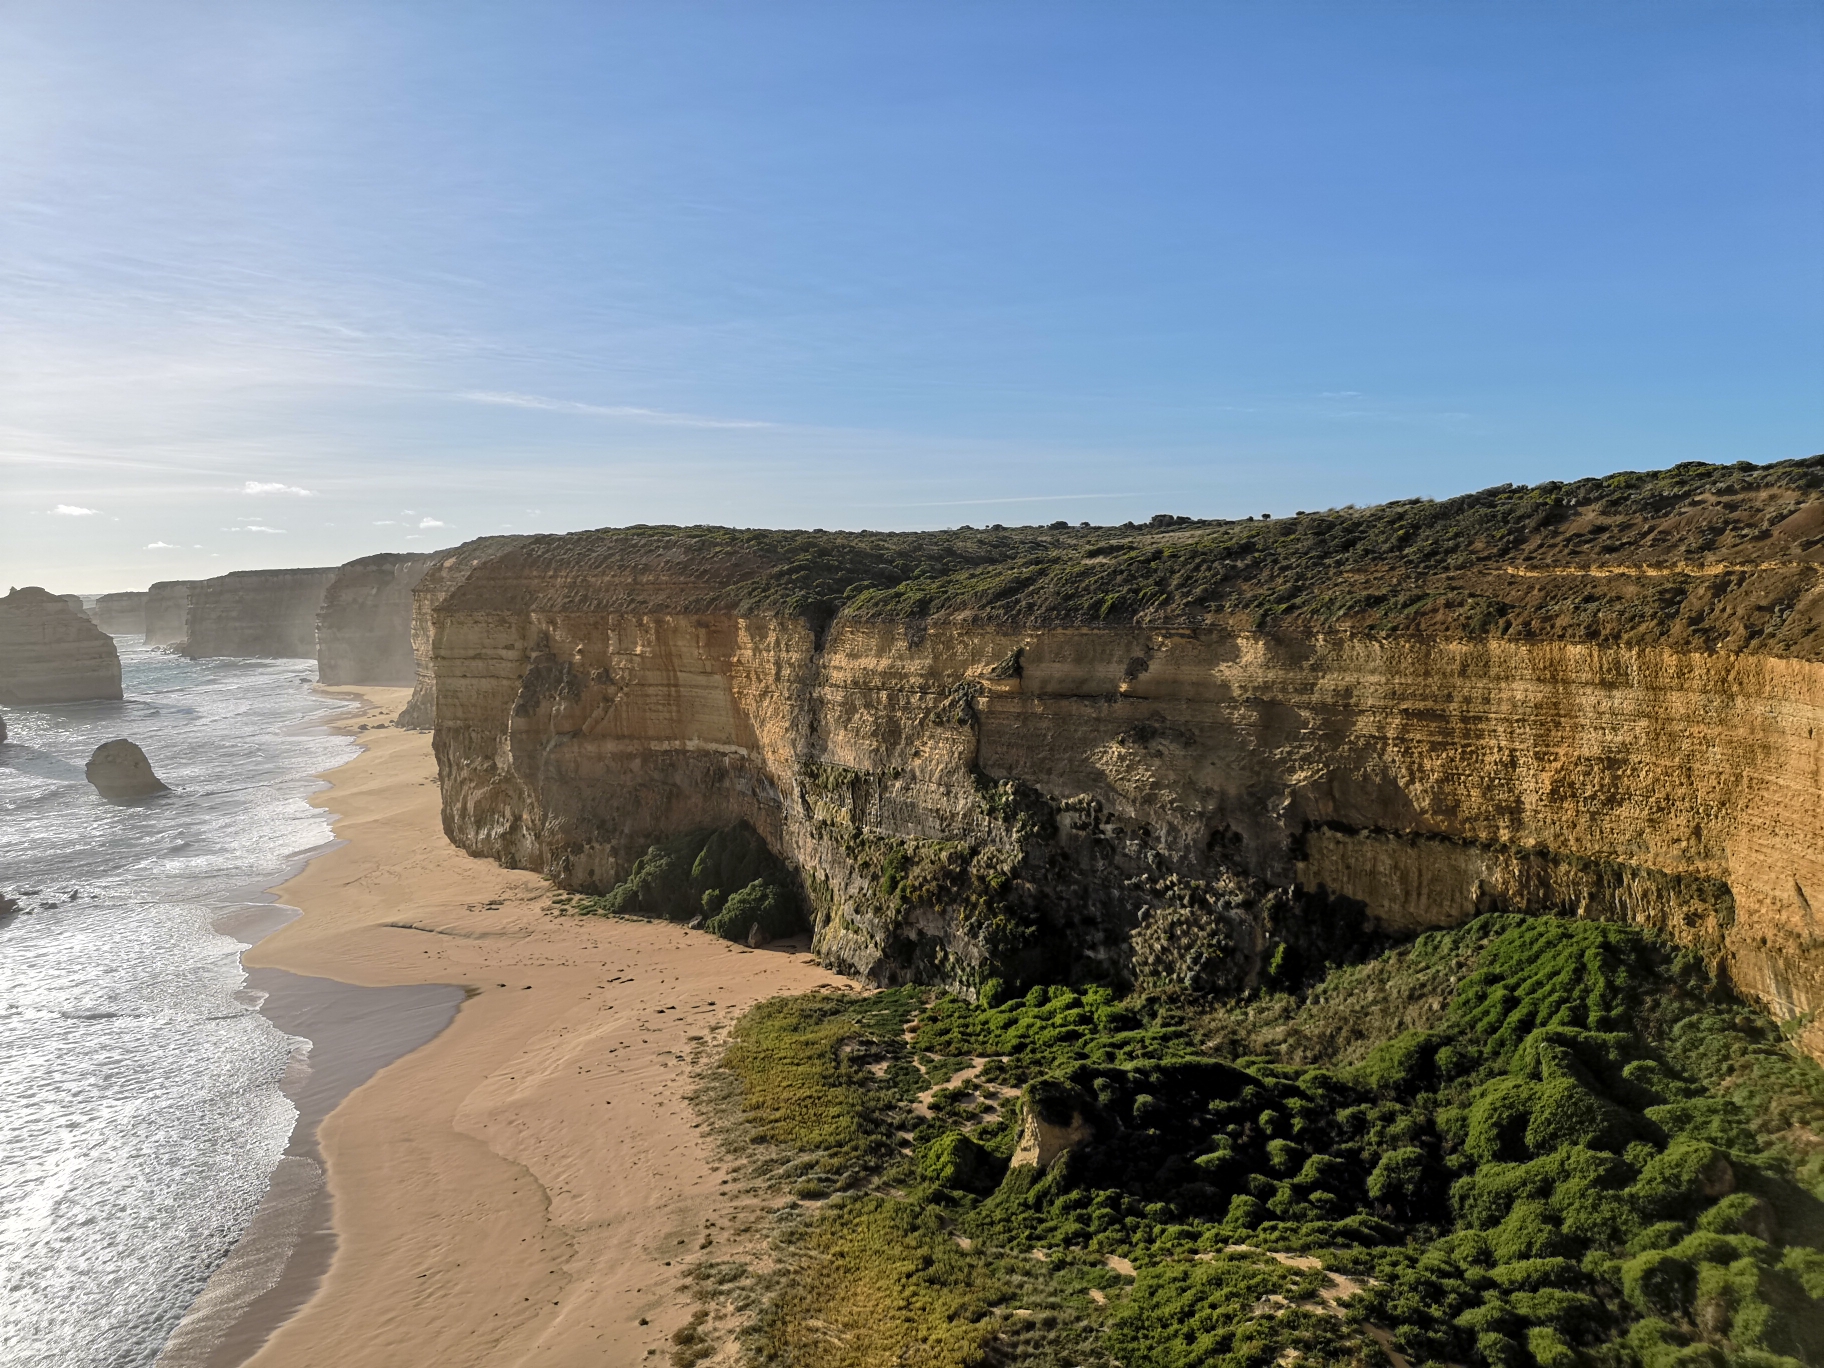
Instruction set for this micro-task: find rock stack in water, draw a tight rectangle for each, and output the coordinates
[0,587,123,705]
[85,740,168,800]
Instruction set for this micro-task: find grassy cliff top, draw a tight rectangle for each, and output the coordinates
[452,454,1824,654]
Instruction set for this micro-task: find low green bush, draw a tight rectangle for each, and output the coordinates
[713,915,1824,1367]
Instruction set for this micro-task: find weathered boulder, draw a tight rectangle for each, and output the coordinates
[1011,1089,1096,1171]
[144,580,199,646]
[85,739,168,800]
[317,553,439,685]
[0,710,7,744]
[96,591,149,635]
[0,587,123,704]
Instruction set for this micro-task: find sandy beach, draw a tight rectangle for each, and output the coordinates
[211,686,844,1367]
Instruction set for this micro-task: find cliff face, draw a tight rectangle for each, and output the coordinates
[178,568,337,660]
[397,536,529,728]
[0,587,123,704]
[423,456,1824,1048]
[317,553,438,685]
[96,592,148,635]
[144,581,199,647]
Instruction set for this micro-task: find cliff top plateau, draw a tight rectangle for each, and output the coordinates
[445,453,1824,656]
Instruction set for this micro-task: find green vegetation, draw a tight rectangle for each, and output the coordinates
[709,915,1824,1368]
[562,821,807,943]
[522,454,1824,649]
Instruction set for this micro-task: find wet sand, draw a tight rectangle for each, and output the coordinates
[199,686,843,1367]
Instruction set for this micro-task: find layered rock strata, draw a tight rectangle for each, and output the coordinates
[178,568,337,660]
[397,535,529,728]
[423,457,1824,1046]
[0,588,123,704]
[317,552,438,685]
[144,581,199,647]
[96,592,148,635]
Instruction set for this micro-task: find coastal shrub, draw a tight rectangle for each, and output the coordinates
[587,821,809,942]
[712,914,1824,1367]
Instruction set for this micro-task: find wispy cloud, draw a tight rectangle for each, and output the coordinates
[51,504,99,516]
[374,519,397,525]
[458,390,773,430]
[244,480,314,496]
[418,516,445,528]
[145,541,178,549]
[229,524,286,533]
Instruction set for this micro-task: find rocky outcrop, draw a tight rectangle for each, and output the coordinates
[144,581,199,647]
[397,536,529,728]
[421,457,1824,1049]
[178,568,337,660]
[85,739,168,800]
[96,592,148,635]
[58,593,91,621]
[0,711,7,743]
[316,553,440,685]
[0,587,123,704]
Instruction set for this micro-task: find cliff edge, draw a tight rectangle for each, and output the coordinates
[421,455,1824,1048]
[178,568,337,660]
[317,552,438,686]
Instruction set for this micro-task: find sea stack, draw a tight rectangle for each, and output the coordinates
[0,587,124,705]
[85,740,168,800]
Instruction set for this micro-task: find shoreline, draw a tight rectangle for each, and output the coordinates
[178,684,842,1368]
[159,691,467,1368]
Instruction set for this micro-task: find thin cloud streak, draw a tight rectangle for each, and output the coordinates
[457,390,774,430]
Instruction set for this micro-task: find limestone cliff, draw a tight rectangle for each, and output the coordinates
[0,587,123,704]
[96,592,148,635]
[423,456,1824,1045]
[397,536,529,728]
[178,568,337,660]
[144,581,199,647]
[317,553,438,685]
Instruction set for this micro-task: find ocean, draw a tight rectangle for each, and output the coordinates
[0,643,357,1367]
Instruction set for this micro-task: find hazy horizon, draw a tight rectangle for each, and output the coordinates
[4,1,1820,594]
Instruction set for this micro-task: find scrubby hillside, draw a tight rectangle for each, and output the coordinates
[690,916,1824,1368]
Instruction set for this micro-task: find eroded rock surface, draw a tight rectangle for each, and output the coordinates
[418,457,1824,1051]
[317,552,439,685]
[85,739,168,800]
[96,591,148,635]
[0,587,123,704]
[144,580,199,647]
[396,535,529,728]
[179,568,337,659]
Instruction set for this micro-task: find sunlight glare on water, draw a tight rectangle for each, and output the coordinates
[0,643,355,1367]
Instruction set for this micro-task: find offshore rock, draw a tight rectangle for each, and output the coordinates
[96,591,149,635]
[317,552,439,686]
[0,587,123,705]
[85,739,168,800]
[144,580,199,647]
[179,568,337,659]
[422,458,1824,1052]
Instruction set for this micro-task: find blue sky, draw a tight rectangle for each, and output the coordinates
[3,1,1820,592]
